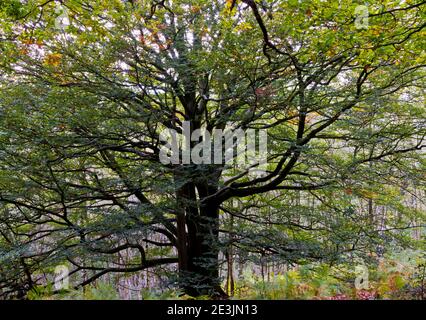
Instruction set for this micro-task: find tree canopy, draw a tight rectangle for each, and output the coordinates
[0,0,424,299]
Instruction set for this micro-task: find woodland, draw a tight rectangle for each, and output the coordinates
[0,0,425,300]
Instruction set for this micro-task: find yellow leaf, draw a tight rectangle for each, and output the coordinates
[359,189,378,199]
[44,53,62,67]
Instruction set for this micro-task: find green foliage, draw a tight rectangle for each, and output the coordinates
[29,283,119,300]
[83,283,119,300]
[0,0,424,299]
[232,250,426,300]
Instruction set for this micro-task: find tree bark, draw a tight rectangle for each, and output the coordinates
[175,170,227,298]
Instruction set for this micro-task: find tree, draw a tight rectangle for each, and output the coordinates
[0,0,424,298]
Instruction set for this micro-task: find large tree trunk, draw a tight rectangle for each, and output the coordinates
[175,170,227,298]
